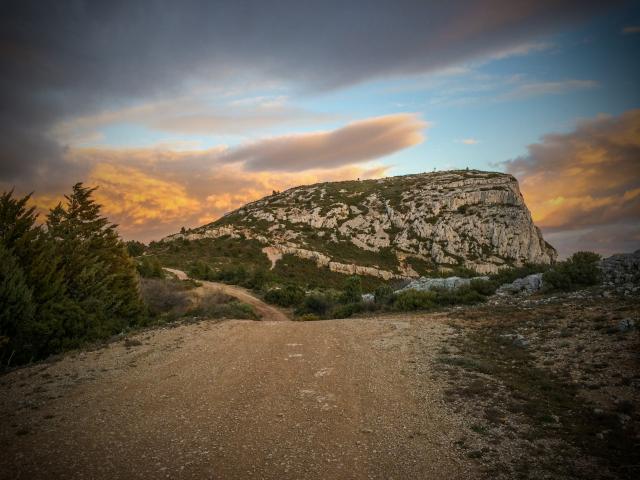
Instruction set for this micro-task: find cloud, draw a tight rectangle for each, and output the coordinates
[544,224,640,259]
[459,138,479,145]
[90,164,202,226]
[0,1,614,187]
[53,94,334,143]
[221,114,428,171]
[500,79,598,100]
[503,109,640,256]
[622,25,640,34]
[94,162,390,241]
[25,141,392,242]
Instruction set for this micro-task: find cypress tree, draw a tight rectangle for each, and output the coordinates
[46,183,144,340]
[0,191,70,362]
[0,243,35,365]
[1,185,144,364]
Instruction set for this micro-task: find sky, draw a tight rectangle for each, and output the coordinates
[1,0,639,257]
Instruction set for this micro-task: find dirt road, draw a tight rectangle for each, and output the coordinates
[0,304,475,479]
[164,268,290,322]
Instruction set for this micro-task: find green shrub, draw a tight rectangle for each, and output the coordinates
[488,263,549,291]
[297,292,334,316]
[215,264,249,284]
[432,285,485,306]
[543,251,601,292]
[393,290,437,311]
[244,268,269,290]
[331,302,364,319]
[190,300,257,320]
[126,240,146,257]
[136,256,165,278]
[297,313,320,321]
[265,284,305,307]
[469,279,496,296]
[374,285,395,305]
[340,276,363,304]
[188,260,215,280]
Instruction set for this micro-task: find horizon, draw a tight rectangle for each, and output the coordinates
[1,1,639,257]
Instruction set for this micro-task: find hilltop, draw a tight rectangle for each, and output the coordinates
[154,170,556,286]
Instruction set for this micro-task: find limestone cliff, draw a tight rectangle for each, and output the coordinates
[165,170,557,278]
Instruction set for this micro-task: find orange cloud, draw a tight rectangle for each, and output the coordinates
[30,148,390,241]
[26,113,424,241]
[504,109,640,256]
[89,164,202,225]
[222,113,428,171]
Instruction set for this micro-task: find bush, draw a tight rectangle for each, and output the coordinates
[297,313,320,321]
[126,240,146,257]
[469,278,496,296]
[189,296,257,320]
[393,290,437,311]
[331,302,364,319]
[244,268,269,290]
[215,264,249,284]
[136,256,164,278]
[139,278,191,316]
[265,284,305,307]
[340,276,362,304]
[487,263,549,291]
[188,260,215,280]
[392,285,486,311]
[297,292,334,316]
[374,285,395,305]
[543,251,601,292]
[431,285,485,306]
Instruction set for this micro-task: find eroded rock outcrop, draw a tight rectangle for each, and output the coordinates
[165,170,557,278]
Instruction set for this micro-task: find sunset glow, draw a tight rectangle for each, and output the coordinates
[1,1,638,256]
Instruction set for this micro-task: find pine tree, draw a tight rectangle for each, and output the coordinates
[0,190,71,361]
[47,183,144,340]
[0,243,35,365]
[0,185,145,364]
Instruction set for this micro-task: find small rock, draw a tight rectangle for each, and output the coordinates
[617,318,635,332]
[496,273,544,296]
[361,293,375,303]
[499,333,529,348]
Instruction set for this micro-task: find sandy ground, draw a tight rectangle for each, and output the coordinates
[0,304,476,479]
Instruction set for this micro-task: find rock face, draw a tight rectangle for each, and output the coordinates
[399,276,489,292]
[496,273,544,296]
[165,170,557,279]
[600,250,640,286]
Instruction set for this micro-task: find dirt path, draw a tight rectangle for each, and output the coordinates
[0,312,476,479]
[164,268,291,322]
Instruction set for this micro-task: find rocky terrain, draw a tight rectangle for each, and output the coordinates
[164,170,557,280]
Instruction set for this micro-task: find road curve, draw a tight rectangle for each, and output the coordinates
[164,268,290,322]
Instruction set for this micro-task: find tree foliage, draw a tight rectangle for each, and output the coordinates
[543,251,602,292]
[0,184,144,365]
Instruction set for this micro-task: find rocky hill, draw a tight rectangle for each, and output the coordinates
[161,170,556,281]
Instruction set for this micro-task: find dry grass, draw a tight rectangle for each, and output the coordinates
[429,294,640,479]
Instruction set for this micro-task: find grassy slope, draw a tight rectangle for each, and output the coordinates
[149,170,534,290]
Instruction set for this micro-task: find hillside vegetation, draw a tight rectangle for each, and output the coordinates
[153,170,556,289]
